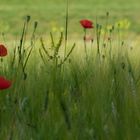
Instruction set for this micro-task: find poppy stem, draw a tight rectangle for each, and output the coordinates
[96,23,101,56]
[84,28,88,60]
[0,58,3,63]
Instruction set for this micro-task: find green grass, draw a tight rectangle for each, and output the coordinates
[0,0,140,139]
[1,37,140,139]
[0,0,140,37]
[0,16,140,139]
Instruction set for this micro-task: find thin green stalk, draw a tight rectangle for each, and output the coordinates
[109,30,112,60]
[103,12,109,43]
[11,46,17,67]
[58,43,75,66]
[39,48,47,64]
[18,16,30,65]
[64,0,69,59]
[18,21,26,63]
[50,32,55,48]
[95,17,101,56]
[84,28,88,60]
[23,21,38,72]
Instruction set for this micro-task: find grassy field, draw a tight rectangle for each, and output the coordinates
[0,0,140,37]
[0,0,140,140]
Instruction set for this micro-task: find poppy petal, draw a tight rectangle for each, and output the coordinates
[0,44,8,57]
[0,76,12,90]
[80,19,93,29]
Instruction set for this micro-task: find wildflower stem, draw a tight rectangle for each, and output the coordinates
[96,23,101,56]
[18,20,26,63]
[18,16,30,65]
[103,12,109,43]
[23,21,38,72]
[11,46,16,67]
[39,49,47,64]
[64,0,69,59]
[50,32,55,48]
[109,30,112,59]
[59,43,75,66]
[84,28,88,60]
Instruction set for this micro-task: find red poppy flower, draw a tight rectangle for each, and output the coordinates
[0,76,12,90]
[0,44,7,57]
[80,19,93,29]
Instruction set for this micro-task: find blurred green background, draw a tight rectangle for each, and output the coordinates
[0,0,140,37]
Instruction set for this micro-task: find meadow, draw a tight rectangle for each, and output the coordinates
[0,0,140,36]
[0,0,140,140]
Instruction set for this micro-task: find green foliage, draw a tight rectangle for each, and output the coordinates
[0,15,140,140]
[0,0,140,139]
